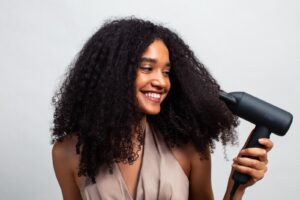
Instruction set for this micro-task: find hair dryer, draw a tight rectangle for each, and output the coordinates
[219,91,293,199]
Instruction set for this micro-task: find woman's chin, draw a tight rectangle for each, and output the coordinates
[140,107,161,115]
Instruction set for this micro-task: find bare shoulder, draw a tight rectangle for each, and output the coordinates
[171,143,200,178]
[172,143,213,199]
[52,135,81,173]
[52,135,79,160]
[52,135,84,200]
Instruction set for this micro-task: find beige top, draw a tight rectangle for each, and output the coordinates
[81,123,189,200]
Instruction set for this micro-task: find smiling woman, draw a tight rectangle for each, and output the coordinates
[51,17,273,200]
[135,39,171,115]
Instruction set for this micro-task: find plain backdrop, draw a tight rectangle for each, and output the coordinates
[0,0,299,199]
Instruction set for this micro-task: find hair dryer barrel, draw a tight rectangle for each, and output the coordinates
[221,92,293,136]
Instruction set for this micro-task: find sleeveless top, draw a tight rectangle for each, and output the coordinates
[81,123,189,200]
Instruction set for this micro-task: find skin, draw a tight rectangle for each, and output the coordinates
[52,39,274,200]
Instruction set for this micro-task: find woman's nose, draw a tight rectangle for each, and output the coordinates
[151,72,168,88]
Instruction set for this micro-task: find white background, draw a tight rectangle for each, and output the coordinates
[0,0,299,199]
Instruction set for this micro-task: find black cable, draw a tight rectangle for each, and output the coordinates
[230,181,240,200]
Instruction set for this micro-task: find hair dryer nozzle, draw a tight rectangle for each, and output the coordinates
[220,91,293,136]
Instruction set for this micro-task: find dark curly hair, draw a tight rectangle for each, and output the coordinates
[51,17,238,182]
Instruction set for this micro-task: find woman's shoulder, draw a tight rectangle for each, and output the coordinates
[52,134,85,199]
[172,143,211,173]
[171,143,199,177]
[52,134,83,182]
[52,135,79,161]
[178,144,213,199]
[172,142,207,160]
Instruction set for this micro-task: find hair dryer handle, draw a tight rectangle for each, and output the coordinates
[232,125,271,184]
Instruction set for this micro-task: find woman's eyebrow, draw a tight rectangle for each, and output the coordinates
[140,57,171,67]
[140,57,157,63]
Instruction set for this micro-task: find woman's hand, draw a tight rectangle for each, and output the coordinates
[223,138,274,200]
[232,138,274,188]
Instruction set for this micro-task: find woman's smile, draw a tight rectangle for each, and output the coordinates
[142,91,162,103]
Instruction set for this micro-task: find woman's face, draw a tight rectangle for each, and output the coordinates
[135,39,171,115]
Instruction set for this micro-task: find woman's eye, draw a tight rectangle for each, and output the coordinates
[139,65,152,72]
[163,70,170,76]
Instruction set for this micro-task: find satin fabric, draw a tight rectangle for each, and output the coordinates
[81,123,189,200]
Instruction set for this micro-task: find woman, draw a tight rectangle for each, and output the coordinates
[52,17,273,200]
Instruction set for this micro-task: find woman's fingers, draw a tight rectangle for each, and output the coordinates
[239,147,268,163]
[233,156,265,170]
[232,156,267,181]
[232,163,267,181]
[258,138,274,152]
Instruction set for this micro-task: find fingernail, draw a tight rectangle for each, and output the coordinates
[259,138,264,143]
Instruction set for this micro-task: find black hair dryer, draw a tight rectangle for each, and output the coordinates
[219,91,293,185]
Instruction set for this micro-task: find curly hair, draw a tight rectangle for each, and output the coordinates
[51,17,238,182]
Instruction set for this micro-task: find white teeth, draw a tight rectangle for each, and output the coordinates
[144,92,161,99]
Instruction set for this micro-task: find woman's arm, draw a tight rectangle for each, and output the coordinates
[52,138,83,200]
[189,146,214,200]
[223,138,274,200]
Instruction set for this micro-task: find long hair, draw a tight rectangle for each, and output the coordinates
[51,17,238,181]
